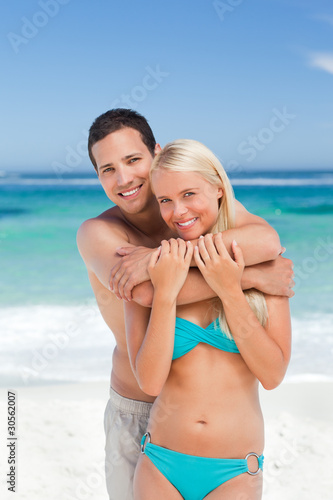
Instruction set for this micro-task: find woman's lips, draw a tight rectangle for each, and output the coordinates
[175,217,198,229]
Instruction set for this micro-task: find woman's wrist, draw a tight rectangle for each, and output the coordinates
[218,283,244,304]
[152,287,177,307]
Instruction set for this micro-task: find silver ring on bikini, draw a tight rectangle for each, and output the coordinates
[141,432,151,454]
[245,452,261,475]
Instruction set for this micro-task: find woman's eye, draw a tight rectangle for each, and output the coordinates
[184,192,194,197]
[160,198,170,204]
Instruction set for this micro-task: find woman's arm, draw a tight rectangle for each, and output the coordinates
[124,293,176,397]
[194,234,291,390]
[219,292,291,390]
[125,239,193,396]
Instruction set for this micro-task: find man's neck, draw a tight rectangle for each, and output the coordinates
[119,200,174,244]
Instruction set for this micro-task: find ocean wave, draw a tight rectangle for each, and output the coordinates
[0,208,29,218]
[0,306,332,386]
[231,177,333,186]
[1,174,333,188]
[0,178,101,187]
[285,205,333,214]
[284,373,333,383]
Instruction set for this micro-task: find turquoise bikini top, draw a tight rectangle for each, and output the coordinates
[172,317,240,360]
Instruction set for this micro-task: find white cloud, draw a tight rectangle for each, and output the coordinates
[308,52,333,75]
[314,14,333,27]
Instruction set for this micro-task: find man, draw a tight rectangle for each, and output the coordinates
[77,108,294,500]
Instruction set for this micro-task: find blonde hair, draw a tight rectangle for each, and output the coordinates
[151,139,268,337]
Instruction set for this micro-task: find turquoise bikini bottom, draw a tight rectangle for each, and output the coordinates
[140,432,263,500]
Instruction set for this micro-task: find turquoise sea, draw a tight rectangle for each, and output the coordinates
[1,170,333,386]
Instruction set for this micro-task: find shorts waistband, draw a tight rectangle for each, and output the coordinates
[109,387,153,417]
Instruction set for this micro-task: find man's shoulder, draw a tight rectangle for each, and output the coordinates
[77,206,130,250]
[79,206,128,232]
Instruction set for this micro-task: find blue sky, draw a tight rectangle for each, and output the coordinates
[1,0,333,173]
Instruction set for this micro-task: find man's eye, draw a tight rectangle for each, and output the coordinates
[129,158,140,163]
[103,167,114,173]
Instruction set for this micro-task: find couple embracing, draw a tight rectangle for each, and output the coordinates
[77,109,293,500]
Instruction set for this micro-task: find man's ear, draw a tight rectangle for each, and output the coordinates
[154,143,162,156]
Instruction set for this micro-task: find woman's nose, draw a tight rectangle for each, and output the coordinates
[174,202,188,218]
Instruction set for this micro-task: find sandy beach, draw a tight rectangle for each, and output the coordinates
[0,381,332,500]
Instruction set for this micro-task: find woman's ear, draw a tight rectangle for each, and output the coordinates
[217,187,223,199]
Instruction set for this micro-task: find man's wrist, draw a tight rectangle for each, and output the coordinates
[241,267,258,291]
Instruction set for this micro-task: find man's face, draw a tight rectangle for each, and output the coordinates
[92,128,160,215]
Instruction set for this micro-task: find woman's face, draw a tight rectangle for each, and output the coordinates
[151,169,223,240]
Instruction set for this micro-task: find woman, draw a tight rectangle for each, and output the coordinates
[124,140,291,499]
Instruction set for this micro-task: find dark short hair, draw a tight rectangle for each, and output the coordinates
[88,108,156,170]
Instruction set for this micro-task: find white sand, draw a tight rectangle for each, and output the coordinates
[260,382,333,499]
[0,381,332,499]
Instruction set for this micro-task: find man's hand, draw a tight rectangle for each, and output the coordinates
[245,256,295,298]
[109,246,155,301]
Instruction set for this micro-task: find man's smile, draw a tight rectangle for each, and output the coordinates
[118,184,143,198]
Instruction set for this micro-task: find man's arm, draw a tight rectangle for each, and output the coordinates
[224,200,281,265]
[132,255,295,307]
[76,216,136,290]
[113,200,283,302]
[132,267,215,307]
[77,218,225,308]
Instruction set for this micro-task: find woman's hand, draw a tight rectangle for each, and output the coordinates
[194,233,244,300]
[148,238,193,299]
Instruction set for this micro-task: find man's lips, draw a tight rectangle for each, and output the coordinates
[175,217,198,229]
[118,185,143,198]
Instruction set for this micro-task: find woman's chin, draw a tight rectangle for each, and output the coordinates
[176,231,202,241]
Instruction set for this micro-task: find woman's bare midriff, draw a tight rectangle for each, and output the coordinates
[147,342,264,458]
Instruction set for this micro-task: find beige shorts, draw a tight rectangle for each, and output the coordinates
[104,387,153,500]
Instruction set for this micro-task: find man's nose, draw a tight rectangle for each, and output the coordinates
[117,167,134,187]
